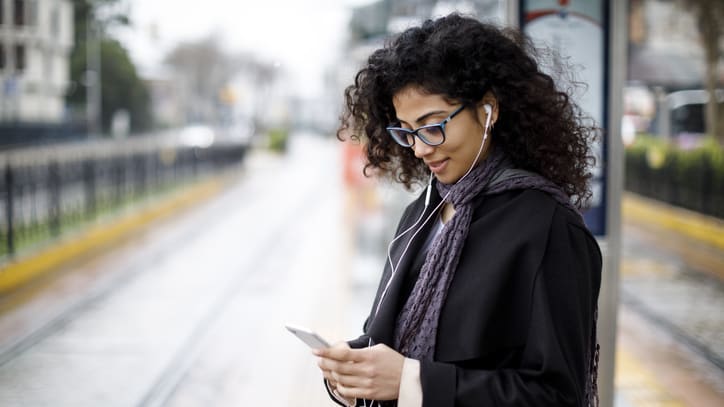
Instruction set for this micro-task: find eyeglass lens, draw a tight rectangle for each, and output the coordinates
[389,125,445,147]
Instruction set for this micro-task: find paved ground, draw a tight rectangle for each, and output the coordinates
[0,132,721,406]
[613,202,724,407]
[622,230,723,369]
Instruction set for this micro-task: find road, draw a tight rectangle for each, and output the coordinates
[0,133,364,406]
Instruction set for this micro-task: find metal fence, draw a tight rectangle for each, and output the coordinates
[624,149,724,219]
[0,136,247,259]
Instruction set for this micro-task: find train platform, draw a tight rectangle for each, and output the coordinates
[0,132,721,406]
[615,193,723,406]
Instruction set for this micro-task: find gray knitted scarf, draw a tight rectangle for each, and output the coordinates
[392,148,599,406]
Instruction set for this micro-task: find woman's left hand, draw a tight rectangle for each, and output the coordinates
[315,342,405,401]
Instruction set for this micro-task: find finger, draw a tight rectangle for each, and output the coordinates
[316,342,355,361]
[316,359,331,376]
[321,369,335,382]
[330,386,356,407]
[329,347,369,364]
[318,357,338,372]
[336,382,371,400]
[319,357,369,377]
[319,349,366,368]
[333,372,372,389]
[318,357,353,376]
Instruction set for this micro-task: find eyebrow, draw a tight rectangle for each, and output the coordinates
[397,110,448,126]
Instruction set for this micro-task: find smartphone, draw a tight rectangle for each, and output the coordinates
[285,324,331,349]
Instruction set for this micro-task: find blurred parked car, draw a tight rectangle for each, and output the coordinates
[655,89,724,148]
[216,117,256,147]
[180,124,215,148]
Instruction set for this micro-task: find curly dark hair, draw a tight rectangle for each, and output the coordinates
[338,13,598,207]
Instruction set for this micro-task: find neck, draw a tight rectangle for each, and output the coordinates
[441,202,456,224]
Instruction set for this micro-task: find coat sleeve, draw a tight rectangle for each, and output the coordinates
[419,210,602,406]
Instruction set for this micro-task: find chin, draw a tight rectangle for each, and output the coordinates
[435,173,460,185]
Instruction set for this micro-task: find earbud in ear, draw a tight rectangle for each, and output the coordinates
[483,104,493,131]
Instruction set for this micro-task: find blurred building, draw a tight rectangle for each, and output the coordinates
[141,68,185,130]
[625,0,722,142]
[627,0,717,91]
[334,0,504,114]
[338,0,720,144]
[347,0,501,43]
[346,0,505,60]
[0,0,74,124]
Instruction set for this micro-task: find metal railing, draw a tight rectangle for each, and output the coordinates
[0,134,248,260]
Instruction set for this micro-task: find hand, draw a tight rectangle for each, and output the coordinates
[314,341,405,401]
[326,378,356,406]
[317,342,356,405]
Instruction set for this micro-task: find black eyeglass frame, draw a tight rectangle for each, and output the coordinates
[385,104,467,147]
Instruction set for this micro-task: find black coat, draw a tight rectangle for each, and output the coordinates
[343,184,602,406]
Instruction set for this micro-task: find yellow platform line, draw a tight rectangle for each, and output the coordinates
[622,193,724,250]
[0,177,226,294]
[615,349,686,406]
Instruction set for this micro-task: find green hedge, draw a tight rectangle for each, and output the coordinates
[267,128,289,153]
[625,135,724,219]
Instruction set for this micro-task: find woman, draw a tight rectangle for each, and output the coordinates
[315,14,602,407]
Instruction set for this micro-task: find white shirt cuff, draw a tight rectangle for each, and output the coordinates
[398,358,422,407]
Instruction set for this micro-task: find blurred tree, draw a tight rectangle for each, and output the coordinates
[684,0,724,143]
[71,0,129,43]
[65,0,152,133]
[100,39,152,132]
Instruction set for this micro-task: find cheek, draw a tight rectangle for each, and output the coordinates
[447,133,482,159]
[443,120,484,158]
[454,122,483,148]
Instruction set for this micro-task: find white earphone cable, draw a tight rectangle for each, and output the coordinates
[362,105,492,407]
[374,104,492,320]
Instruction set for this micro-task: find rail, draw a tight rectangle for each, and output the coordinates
[0,133,248,261]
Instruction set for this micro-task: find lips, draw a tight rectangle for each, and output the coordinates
[426,158,449,174]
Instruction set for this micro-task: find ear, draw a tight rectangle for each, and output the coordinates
[476,91,499,127]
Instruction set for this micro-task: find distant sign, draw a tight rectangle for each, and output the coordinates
[520,0,608,236]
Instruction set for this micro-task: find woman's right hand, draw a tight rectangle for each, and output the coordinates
[318,342,356,406]
[316,340,404,401]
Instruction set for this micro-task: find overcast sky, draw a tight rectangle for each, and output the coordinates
[119,0,375,98]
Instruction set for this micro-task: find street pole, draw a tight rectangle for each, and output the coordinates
[599,0,626,405]
[86,15,102,137]
[506,0,519,27]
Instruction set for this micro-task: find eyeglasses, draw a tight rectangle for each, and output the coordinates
[386,105,466,147]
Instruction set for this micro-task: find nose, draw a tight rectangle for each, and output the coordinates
[411,139,435,158]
